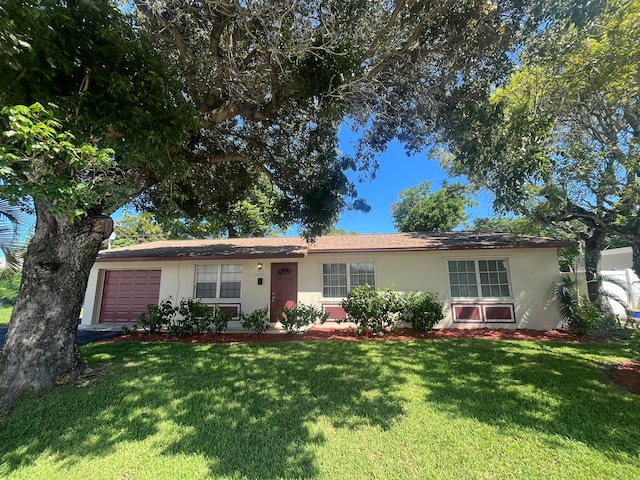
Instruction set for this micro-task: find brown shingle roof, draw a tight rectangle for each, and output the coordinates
[96,232,575,262]
[97,237,307,261]
[308,232,575,252]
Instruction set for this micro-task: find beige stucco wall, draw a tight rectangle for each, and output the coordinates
[82,247,564,330]
[300,248,562,330]
[81,258,270,325]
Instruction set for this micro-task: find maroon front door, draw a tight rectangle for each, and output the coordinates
[270,263,298,322]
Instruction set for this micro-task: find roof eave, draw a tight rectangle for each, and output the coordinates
[308,242,577,254]
[96,252,307,263]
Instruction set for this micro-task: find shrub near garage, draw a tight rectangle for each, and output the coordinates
[137,298,177,333]
[0,271,21,307]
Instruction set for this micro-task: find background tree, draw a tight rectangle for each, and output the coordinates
[1,0,565,410]
[391,181,476,232]
[152,178,287,239]
[106,213,171,249]
[323,226,360,236]
[439,0,638,302]
[0,199,29,271]
[0,200,29,311]
[471,215,579,240]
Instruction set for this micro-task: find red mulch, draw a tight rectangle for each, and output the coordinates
[112,326,607,345]
[105,326,640,395]
[608,361,640,395]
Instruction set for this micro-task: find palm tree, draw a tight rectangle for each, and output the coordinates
[0,200,28,271]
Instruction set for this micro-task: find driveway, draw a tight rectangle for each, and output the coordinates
[0,325,121,350]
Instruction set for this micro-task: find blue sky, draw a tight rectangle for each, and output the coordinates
[334,132,494,234]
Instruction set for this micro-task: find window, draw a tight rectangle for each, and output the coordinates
[448,260,511,298]
[322,262,375,297]
[195,264,242,299]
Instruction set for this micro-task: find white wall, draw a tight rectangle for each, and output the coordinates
[601,247,633,271]
[83,248,564,330]
[300,248,562,330]
[599,247,640,314]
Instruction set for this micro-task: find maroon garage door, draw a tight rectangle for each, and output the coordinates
[99,270,161,323]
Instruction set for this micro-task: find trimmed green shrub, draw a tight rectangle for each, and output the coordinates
[400,291,444,331]
[240,307,269,334]
[277,303,329,333]
[137,298,176,333]
[178,298,213,334]
[212,307,232,334]
[341,285,405,334]
[121,324,137,334]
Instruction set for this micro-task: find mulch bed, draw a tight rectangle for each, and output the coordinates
[113,326,606,344]
[106,326,639,395]
[608,361,640,395]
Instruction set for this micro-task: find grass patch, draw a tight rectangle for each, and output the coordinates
[1,339,639,479]
[0,307,11,325]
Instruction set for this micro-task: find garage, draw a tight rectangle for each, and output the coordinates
[99,270,161,323]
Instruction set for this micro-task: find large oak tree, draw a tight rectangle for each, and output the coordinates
[1,0,557,409]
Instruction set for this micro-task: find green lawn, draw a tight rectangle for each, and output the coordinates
[1,339,639,479]
[0,307,11,325]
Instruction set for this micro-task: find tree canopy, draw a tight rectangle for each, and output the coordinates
[106,212,170,249]
[439,0,639,298]
[132,0,552,237]
[391,181,476,232]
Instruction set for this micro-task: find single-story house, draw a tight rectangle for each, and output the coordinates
[81,232,574,330]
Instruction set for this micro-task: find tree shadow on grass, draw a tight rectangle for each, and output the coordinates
[0,340,408,478]
[407,339,640,466]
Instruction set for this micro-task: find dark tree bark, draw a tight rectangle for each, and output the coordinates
[631,241,640,282]
[582,229,607,304]
[0,201,111,411]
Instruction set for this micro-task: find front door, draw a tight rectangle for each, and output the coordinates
[270,262,298,322]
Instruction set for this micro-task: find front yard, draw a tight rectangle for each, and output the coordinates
[1,338,639,479]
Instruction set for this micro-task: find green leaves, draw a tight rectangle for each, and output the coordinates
[0,103,116,221]
[391,181,476,232]
[440,0,640,278]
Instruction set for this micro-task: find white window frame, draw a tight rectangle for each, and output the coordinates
[194,264,243,300]
[447,259,511,299]
[322,262,376,298]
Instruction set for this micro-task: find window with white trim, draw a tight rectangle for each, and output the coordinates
[195,264,243,299]
[322,262,375,297]
[448,260,511,298]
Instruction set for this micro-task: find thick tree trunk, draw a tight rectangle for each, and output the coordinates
[583,229,607,304]
[0,201,111,411]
